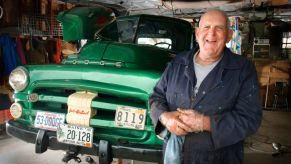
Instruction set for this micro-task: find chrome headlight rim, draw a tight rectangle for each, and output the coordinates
[10,102,23,119]
[9,66,29,92]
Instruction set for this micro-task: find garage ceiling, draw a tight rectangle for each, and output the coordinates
[60,0,291,21]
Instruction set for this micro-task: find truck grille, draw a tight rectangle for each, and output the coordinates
[27,87,153,144]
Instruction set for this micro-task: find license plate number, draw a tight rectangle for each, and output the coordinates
[114,106,146,130]
[57,124,93,148]
[34,111,65,131]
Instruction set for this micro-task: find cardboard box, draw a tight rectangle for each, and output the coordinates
[272,0,289,6]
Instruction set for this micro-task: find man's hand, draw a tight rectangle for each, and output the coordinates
[159,111,192,136]
[178,108,210,132]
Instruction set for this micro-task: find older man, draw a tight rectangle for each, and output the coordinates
[149,9,262,164]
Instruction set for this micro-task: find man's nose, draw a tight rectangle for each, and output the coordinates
[208,27,216,35]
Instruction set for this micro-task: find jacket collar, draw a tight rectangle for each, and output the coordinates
[178,46,241,70]
[182,47,197,87]
[219,48,241,70]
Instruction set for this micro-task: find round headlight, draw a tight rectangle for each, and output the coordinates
[10,102,23,119]
[9,66,29,91]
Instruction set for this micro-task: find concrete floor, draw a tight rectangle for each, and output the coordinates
[0,110,291,164]
[243,110,291,164]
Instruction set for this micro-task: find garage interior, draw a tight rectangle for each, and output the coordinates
[0,0,291,164]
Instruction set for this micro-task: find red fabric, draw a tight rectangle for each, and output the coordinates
[16,37,27,64]
[55,39,62,64]
[0,109,12,124]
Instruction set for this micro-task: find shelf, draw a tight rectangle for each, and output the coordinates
[253,44,270,59]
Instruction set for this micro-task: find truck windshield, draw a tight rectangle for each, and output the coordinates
[98,16,189,52]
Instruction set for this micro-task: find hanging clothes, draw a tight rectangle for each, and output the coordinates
[16,36,27,65]
[0,47,4,78]
[55,38,62,64]
[0,34,21,76]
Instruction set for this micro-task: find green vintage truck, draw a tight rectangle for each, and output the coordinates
[7,6,193,163]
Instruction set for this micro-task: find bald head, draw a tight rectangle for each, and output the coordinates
[199,9,230,29]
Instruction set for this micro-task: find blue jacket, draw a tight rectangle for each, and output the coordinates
[149,47,262,164]
[0,34,21,76]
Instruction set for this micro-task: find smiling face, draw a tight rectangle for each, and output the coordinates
[195,10,233,63]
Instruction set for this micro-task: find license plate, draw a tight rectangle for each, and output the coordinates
[114,106,146,130]
[34,111,65,131]
[57,124,93,148]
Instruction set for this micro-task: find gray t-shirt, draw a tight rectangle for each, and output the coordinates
[193,52,222,95]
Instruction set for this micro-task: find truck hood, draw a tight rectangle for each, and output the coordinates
[23,64,161,100]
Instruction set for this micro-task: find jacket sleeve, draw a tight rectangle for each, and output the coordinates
[149,62,172,135]
[210,61,262,149]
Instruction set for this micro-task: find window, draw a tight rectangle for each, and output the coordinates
[282,32,291,49]
[135,19,176,50]
[137,38,172,49]
[98,16,192,52]
[117,20,138,43]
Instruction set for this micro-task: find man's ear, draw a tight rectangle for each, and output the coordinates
[226,29,233,43]
[195,28,199,40]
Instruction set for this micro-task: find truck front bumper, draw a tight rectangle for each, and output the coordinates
[6,120,163,163]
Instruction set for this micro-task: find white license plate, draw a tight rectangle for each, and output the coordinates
[57,124,93,148]
[114,106,146,130]
[34,111,65,131]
